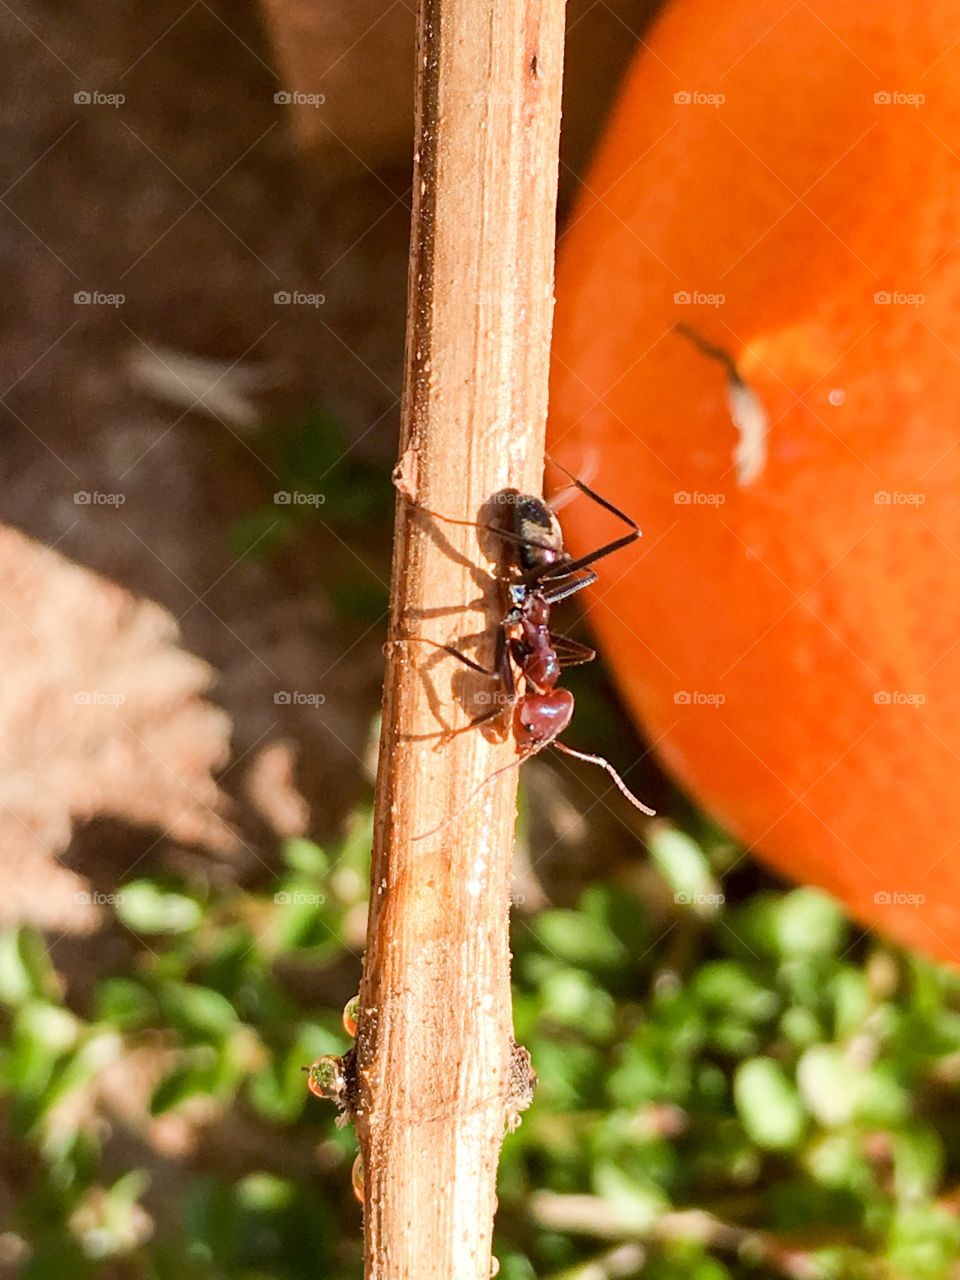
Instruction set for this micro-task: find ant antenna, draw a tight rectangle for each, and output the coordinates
[552,742,656,815]
[546,447,599,512]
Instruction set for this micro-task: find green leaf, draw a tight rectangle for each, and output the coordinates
[158,983,238,1041]
[648,824,723,915]
[282,838,329,876]
[893,1128,944,1204]
[797,1045,860,1127]
[773,889,847,959]
[538,969,616,1040]
[95,978,159,1030]
[886,1202,960,1280]
[116,882,202,935]
[150,1059,215,1116]
[734,1057,807,1151]
[692,961,779,1022]
[591,1162,667,1229]
[532,910,628,971]
[0,928,59,1006]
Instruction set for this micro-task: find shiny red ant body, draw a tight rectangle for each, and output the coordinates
[412,464,655,834]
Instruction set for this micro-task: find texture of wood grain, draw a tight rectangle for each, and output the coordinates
[354,1,567,1276]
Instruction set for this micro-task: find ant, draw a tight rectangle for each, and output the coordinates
[410,461,655,836]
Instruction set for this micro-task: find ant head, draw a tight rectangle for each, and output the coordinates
[515,689,575,749]
[510,495,565,574]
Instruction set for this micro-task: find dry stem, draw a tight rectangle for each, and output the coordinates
[354,1,567,1278]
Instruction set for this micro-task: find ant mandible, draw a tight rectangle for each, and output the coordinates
[410,460,655,837]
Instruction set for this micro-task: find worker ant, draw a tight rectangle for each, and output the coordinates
[410,461,655,837]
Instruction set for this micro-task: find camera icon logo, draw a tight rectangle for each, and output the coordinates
[673,290,691,304]
[274,290,291,304]
[74,91,92,105]
[274,491,292,504]
[274,91,292,105]
[874,91,891,105]
[74,291,91,304]
[674,91,692,104]
[674,691,691,705]
[274,691,292,704]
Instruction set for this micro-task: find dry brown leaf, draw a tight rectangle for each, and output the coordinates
[0,526,235,930]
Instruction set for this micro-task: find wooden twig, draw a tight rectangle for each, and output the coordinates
[354,2,566,1278]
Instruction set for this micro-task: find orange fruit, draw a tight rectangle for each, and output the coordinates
[548,0,960,961]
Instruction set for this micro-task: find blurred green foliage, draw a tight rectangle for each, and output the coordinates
[229,406,393,555]
[3,804,960,1279]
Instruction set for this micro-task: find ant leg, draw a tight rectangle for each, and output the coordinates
[412,627,516,748]
[436,705,509,744]
[533,527,640,585]
[549,633,596,666]
[412,504,560,558]
[407,635,498,677]
[539,569,597,605]
[440,625,516,745]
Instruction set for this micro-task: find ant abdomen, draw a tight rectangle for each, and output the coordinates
[515,689,575,748]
